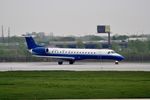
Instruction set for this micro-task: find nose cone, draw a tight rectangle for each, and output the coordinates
[119,55,125,61]
[113,53,125,61]
[116,54,125,61]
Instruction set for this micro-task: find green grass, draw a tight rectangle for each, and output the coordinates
[0,71,150,99]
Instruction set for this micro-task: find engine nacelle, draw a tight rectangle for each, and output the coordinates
[32,47,47,55]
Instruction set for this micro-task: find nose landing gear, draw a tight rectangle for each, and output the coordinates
[115,61,119,64]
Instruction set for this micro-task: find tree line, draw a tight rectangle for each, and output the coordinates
[0,35,150,62]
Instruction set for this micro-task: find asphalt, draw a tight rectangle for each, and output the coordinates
[0,62,150,71]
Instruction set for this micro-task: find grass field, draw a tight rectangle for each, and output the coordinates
[0,71,150,99]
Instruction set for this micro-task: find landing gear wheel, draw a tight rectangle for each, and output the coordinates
[115,61,119,64]
[69,61,75,65]
[58,61,63,65]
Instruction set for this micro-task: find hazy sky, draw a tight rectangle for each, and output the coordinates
[0,0,150,36]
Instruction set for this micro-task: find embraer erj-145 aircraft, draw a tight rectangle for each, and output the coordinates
[25,36,124,65]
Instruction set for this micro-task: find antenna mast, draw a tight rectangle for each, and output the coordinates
[8,27,10,44]
[1,25,4,43]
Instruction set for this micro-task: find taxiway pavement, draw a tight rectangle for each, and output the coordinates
[0,62,150,71]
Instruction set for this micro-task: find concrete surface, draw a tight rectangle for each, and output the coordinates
[0,62,150,71]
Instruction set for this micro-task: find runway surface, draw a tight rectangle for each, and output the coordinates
[0,62,150,71]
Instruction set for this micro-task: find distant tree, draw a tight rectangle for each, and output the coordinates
[127,40,148,55]
[111,43,120,52]
[59,37,75,41]
[80,35,104,41]
[147,40,150,51]
[62,42,68,48]
[95,43,102,49]
[112,35,128,40]
[76,39,84,48]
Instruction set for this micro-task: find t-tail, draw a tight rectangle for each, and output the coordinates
[25,36,42,50]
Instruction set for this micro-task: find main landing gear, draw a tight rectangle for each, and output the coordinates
[58,60,75,65]
[58,61,63,65]
[69,60,75,65]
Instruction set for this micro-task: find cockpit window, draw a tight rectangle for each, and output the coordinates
[108,50,116,54]
[111,51,115,53]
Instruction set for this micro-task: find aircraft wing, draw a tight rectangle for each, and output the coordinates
[48,56,75,60]
[33,55,75,60]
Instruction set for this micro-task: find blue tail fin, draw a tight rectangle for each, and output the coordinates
[25,36,41,49]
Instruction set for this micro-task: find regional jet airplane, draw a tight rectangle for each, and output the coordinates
[25,36,124,65]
